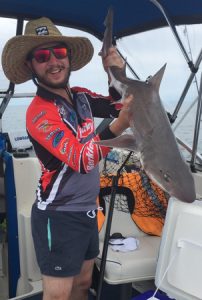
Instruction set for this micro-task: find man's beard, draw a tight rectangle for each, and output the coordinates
[35,66,71,89]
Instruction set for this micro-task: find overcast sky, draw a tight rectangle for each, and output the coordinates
[0,17,202,113]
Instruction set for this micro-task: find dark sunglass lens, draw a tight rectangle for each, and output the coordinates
[53,47,68,59]
[34,49,50,63]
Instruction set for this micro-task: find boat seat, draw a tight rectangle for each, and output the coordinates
[95,196,161,285]
[12,156,41,291]
[155,197,202,300]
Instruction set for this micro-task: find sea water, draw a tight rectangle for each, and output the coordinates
[1,99,202,160]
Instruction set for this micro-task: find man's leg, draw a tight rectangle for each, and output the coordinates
[70,258,95,300]
[42,258,95,300]
[42,275,74,300]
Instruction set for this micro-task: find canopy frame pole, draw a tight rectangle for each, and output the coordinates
[0,18,24,124]
[150,0,198,74]
[150,0,202,172]
[190,73,202,171]
[170,49,202,123]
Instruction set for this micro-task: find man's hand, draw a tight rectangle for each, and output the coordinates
[100,47,125,74]
[109,94,133,136]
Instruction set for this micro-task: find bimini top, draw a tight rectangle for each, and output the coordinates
[0,0,202,40]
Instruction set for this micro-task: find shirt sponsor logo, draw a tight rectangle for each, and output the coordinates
[81,103,87,111]
[72,149,77,167]
[77,119,94,139]
[58,104,66,117]
[83,139,98,172]
[32,111,46,123]
[67,145,74,163]
[52,131,64,148]
[46,128,60,141]
[37,120,52,132]
[59,138,70,154]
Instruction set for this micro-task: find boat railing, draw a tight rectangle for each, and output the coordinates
[176,136,202,164]
[0,92,35,98]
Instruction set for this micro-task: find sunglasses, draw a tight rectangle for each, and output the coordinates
[28,46,69,63]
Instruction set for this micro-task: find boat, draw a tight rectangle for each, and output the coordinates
[0,0,202,299]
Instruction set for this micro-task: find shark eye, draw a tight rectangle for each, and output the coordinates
[160,170,171,182]
[163,173,171,182]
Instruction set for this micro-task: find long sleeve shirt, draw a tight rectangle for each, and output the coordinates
[26,85,120,211]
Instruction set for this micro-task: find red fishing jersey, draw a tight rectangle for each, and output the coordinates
[26,86,120,211]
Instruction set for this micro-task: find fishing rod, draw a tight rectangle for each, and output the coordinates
[116,48,140,80]
[96,151,133,300]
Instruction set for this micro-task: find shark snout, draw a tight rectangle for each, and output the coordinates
[171,180,196,203]
[149,167,196,204]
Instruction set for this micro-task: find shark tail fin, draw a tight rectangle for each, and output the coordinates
[100,7,114,58]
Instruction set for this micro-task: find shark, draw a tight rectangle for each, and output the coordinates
[96,8,196,203]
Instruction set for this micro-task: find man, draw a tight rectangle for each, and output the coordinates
[2,17,132,300]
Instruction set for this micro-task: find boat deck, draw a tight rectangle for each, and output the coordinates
[0,241,155,300]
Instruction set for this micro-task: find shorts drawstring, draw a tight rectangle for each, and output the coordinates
[87,206,103,218]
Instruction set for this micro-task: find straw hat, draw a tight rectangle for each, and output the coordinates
[2,17,94,84]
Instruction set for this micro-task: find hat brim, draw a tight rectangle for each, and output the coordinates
[2,35,94,84]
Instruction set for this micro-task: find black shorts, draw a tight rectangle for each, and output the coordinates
[31,204,99,277]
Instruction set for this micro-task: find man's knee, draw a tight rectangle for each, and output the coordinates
[42,275,73,300]
[73,272,92,291]
[43,288,69,300]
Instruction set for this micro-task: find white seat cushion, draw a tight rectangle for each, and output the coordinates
[96,235,161,284]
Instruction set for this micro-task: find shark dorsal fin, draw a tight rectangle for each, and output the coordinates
[148,64,166,90]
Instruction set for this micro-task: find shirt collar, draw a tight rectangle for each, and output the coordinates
[36,85,73,102]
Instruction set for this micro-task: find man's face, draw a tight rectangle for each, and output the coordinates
[27,42,71,88]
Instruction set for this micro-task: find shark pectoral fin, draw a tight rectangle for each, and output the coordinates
[95,134,137,152]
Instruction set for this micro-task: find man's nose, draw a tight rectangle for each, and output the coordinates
[48,52,58,63]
